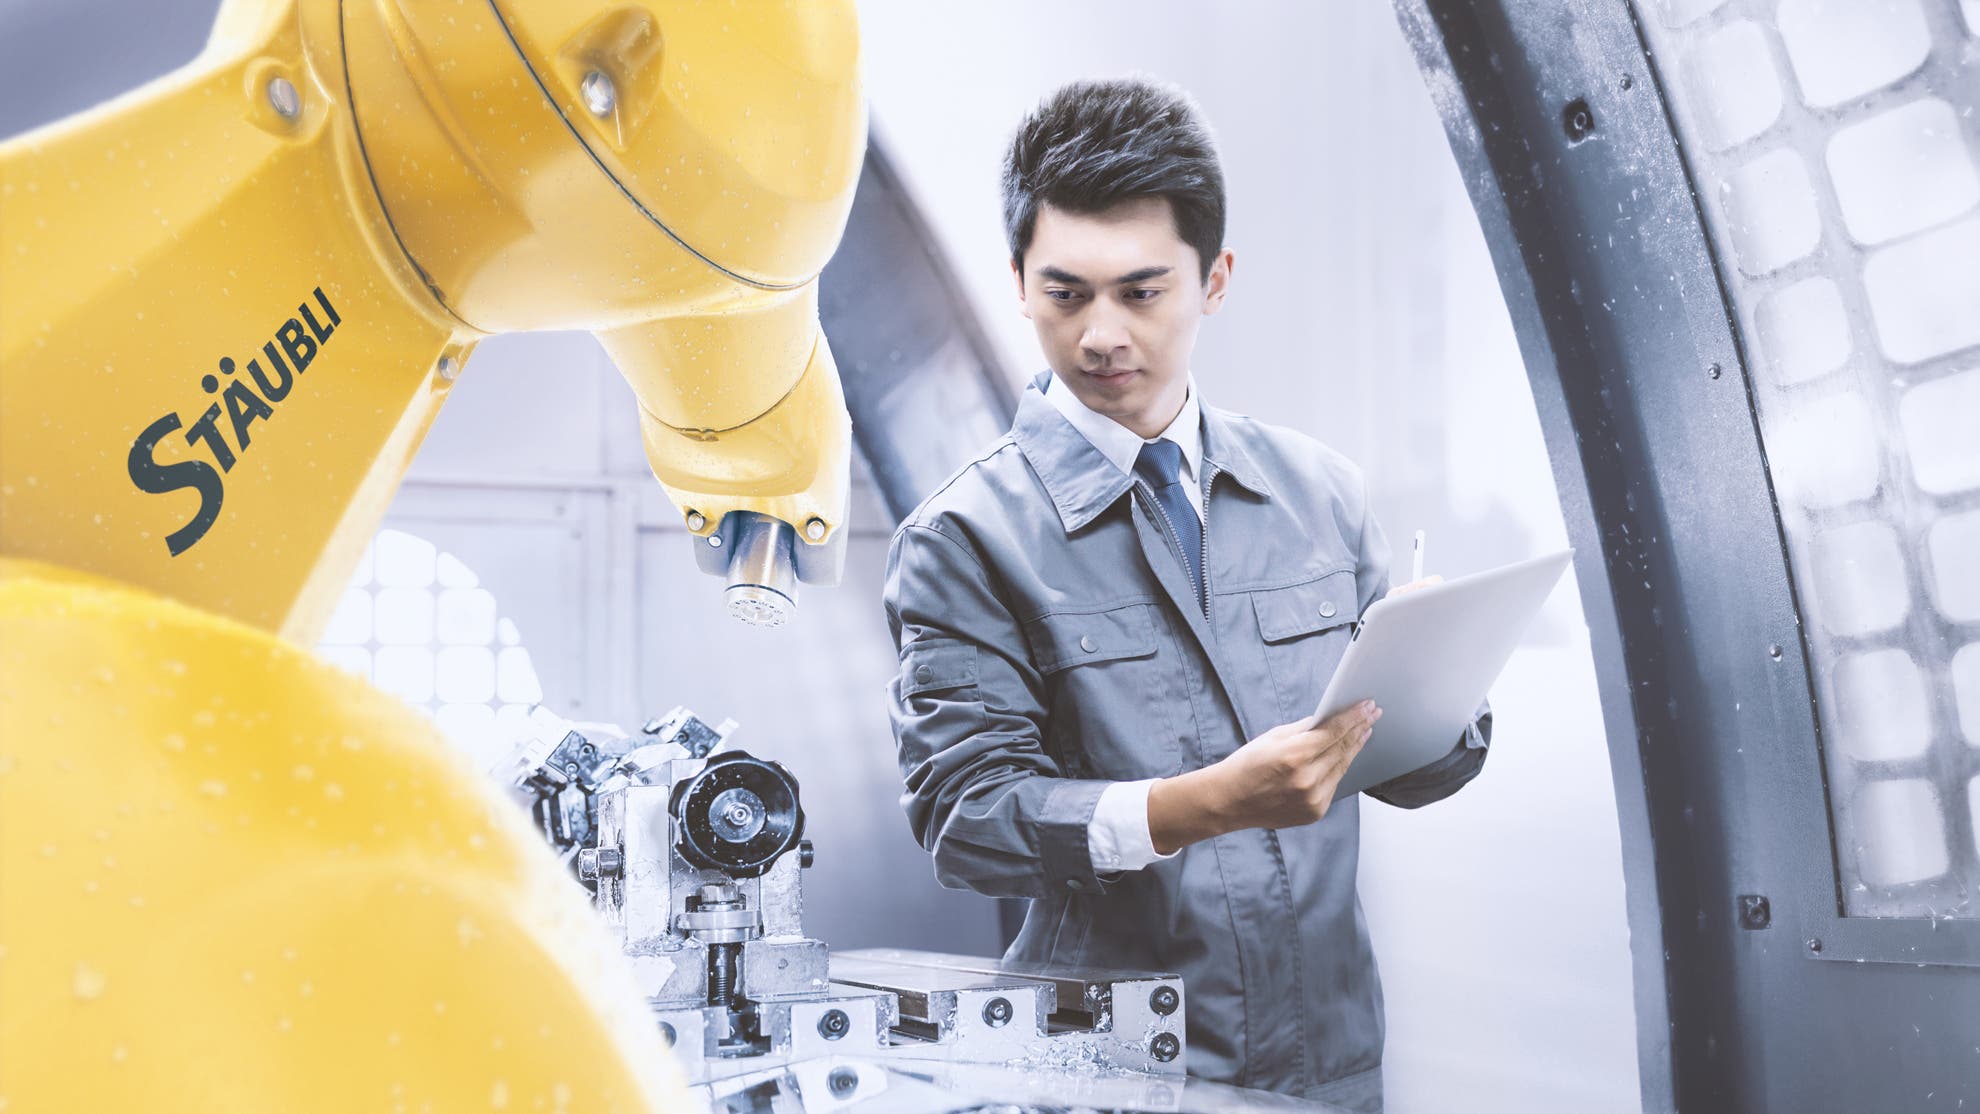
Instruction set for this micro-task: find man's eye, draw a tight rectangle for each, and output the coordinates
[1047,289,1081,303]
[1128,289,1162,302]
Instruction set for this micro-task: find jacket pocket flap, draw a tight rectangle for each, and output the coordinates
[901,639,979,696]
[1253,572,1359,643]
[1022,603,1159,674]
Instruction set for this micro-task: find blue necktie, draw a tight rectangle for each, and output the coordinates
[1134,439,1203,608]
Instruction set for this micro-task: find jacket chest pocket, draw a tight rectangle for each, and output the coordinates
[1252,570,1360,725]
[1022,602,1181,780]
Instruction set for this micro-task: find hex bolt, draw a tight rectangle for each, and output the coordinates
[708,534,723,548]
[576,847,623,880]
[1149,985,1180,1016]
[1806,937,1824,954]
[827,1066,859,1099]
[817,1008,850,1041]
[1768,644,1784,662]
[1562,97,1596,142]
[798,839,815,868]
[437,356,458,381]
[656,1021,676,1047]
[266,76,300,119]
[804,517,828,542]
[1619,73,1635,91]
[1736,894,1770,930]
[1150,1031,1181,1063]
[1708,362,1723,380]
[580,70,616,117]
[982,997,1013,1028]
[686,510,707,532]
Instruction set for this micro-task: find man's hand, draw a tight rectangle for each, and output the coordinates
[1386,574,1443,598]
[1147,701,1381,855]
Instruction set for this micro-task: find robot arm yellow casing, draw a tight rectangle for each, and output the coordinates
[0,0,867,643]
[344,0,862,566]
[0,1,866,1110]
[0,558,691,1112]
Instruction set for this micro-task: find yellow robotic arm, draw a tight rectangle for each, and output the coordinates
[0,1,864,1110]
[0,0,863,641]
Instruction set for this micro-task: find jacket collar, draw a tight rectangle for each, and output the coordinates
[1011,372,1273,534]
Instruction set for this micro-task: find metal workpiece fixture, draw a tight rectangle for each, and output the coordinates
[504,709,886,1081]
[503,708,1190,1088]
[829,948,1188,1075]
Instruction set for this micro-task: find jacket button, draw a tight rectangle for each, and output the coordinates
[1079,635,1098,653]
[1319,601,1338,618]
[915,665,933,683]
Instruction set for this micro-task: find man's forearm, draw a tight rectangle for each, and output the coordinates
[1365,708,1492,809]
[1147,706,1381,852]
[1147,766,1233,856]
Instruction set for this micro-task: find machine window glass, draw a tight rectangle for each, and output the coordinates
[1637,0,1980,919]
[316,528,545,769]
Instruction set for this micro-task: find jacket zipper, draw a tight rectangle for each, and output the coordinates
[1136,471,1211,620]
[1200,465,1217,622]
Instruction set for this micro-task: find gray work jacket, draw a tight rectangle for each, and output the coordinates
[883,376,1490,1105]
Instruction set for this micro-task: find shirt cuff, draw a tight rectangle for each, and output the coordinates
[1088,779,1181,874]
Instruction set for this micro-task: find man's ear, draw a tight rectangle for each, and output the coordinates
[1202,248,1236,315]
[1011,258,1032,319]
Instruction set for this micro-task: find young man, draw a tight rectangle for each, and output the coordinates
[883,78,1489,1110]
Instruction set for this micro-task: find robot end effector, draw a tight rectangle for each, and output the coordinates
[601,291,855,631]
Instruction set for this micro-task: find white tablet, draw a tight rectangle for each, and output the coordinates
[1313,548,1573,797]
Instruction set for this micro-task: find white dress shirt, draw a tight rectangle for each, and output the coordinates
[1044,372,1204,522]
[1044,372,1199,874]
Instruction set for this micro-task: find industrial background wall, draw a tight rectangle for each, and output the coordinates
[1,2,1653,1111]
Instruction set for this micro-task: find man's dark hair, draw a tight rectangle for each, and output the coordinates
[1003,77,1226,282]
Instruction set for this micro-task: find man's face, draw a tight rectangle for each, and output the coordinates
[1014,198,1234,439]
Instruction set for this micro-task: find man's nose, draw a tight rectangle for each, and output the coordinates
[1079,304,1130,363]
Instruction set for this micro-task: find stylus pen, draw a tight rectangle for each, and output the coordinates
[1411,530,1426,584]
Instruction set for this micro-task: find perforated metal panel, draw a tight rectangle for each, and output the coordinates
[1637,0,1978,920]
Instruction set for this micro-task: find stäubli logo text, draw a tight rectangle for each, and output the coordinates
[126,286,341,555]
